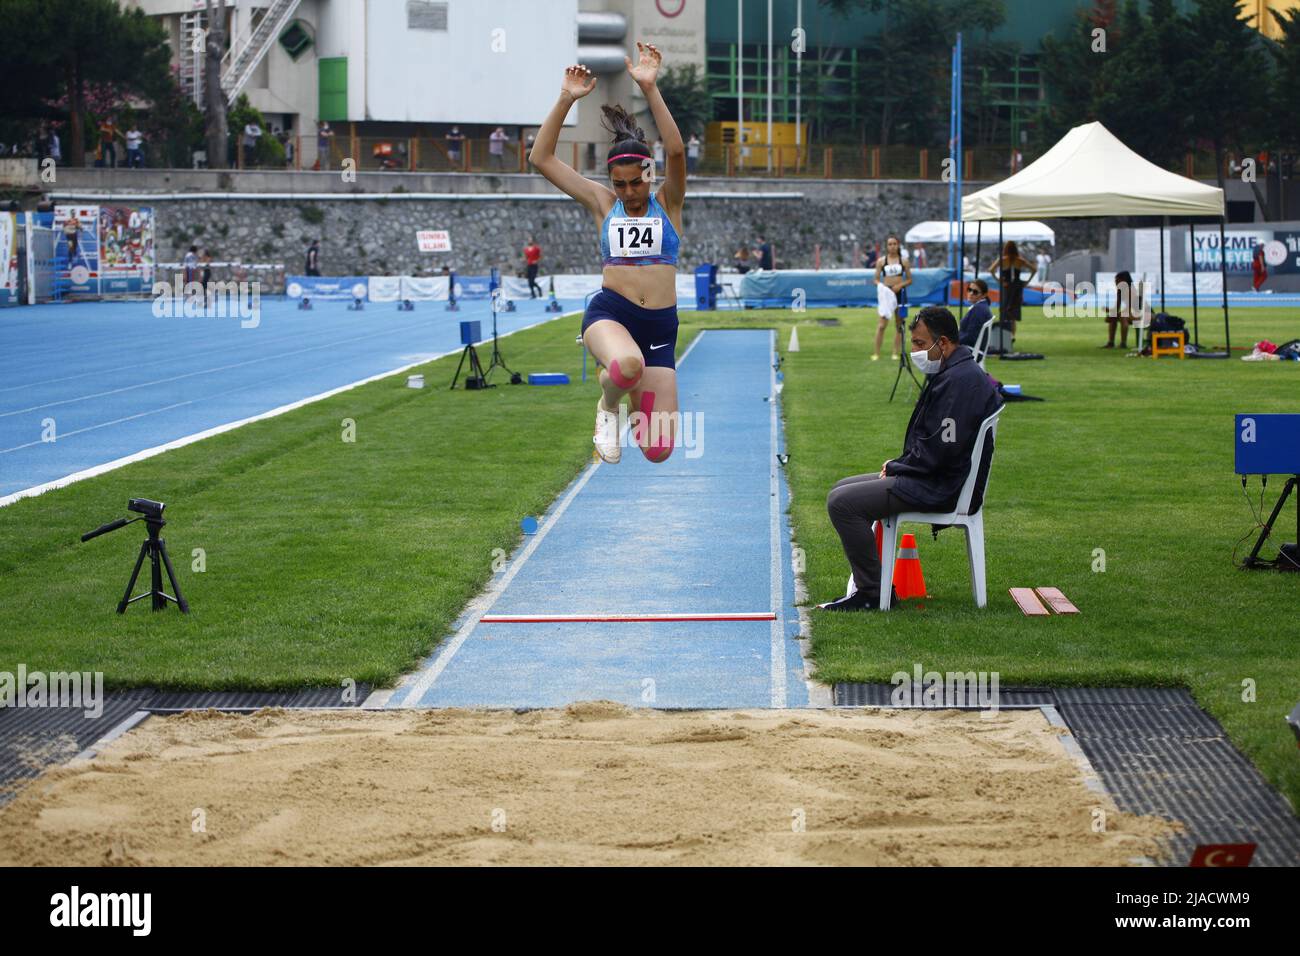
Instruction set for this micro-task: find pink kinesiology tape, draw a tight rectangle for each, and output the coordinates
[609,358,641,390]
[639,391,673,462]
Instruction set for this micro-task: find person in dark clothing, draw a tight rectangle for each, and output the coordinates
[523,237,542,297]
[1102,270,1139,349]
[305,240,320,276]
[958,279,993,348]
[987,240,1033,339]
[757,235,773,271]
[818,306,1003,611]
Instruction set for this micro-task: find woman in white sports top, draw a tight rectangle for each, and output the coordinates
[872,235,912,361]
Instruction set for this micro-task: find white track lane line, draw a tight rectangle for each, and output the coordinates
[0,310,579,508]
[385,329,709,709]
[769,328,787,708]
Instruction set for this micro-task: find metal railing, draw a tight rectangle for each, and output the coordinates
[208,135,1246,183]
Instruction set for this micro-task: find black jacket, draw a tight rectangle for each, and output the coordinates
[959,300,992,347]
[885,346,1002,512]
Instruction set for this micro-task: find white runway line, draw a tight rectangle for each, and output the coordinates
[769,328,787,708]
[0,401,192,455]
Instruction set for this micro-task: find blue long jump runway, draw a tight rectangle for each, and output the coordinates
[0,296,583,500]
[385,328,813,710]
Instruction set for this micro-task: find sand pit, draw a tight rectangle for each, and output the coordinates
[0,704,1178,865]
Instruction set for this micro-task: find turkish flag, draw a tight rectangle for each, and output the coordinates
[1189,843,1255,867]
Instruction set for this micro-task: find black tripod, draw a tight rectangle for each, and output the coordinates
[1244,475,1300,571]
[889,346,922,402]
[484,283,522,385]
[82,503,189,613]
[118,515,189,612]
[450,340,490,389]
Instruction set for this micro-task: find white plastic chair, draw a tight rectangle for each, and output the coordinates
[971,317,996,369]
[849,407,1004,610]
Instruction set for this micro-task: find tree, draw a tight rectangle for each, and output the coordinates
[1182,0,1272,211]
[204,0,230,169]
[656,64,713,139]
[1269,7,1300,157]
[1093,0,1187,169]
[1038,0,1120,146]
[0,0,172,166]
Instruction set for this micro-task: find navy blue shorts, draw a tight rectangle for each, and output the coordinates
[580,288,678,370]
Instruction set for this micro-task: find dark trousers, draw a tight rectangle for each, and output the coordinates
[526,263,541,297]
[826,473,914,596]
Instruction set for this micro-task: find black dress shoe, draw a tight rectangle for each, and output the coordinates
[816,591,876,612]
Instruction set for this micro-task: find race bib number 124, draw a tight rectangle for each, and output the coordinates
[608,217,662,258]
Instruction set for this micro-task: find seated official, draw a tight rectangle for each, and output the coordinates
[819,306,1003,611]
[959,279,992,348]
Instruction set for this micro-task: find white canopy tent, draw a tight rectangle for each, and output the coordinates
[907,220,1054,246]
[956,122,1229,351]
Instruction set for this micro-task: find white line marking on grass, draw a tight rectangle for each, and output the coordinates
[769,329,787,708]
[0,310,580,509]
[386,330,708,709]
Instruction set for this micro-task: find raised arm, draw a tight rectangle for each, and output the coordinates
[529,65,612,222]
[628,42,686,211]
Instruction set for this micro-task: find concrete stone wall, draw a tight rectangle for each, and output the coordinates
[45,168,1107,274]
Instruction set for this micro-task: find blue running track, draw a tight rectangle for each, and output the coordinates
[0,296,583,499]
[384,329,813,710]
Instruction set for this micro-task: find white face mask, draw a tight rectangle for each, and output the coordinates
[910,343,942,375]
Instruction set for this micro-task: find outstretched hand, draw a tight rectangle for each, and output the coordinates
[625,40,662,88]
[562,64,597,99]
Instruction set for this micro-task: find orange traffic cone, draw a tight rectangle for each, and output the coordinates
[892,532,927,599]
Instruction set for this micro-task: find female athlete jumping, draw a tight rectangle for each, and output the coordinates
[529,42,685,464]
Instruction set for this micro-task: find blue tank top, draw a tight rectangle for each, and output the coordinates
[599,192,680,267]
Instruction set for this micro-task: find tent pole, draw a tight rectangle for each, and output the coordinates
[958,222,967,320]
[1159,217,1166,314]
[973,220,982,322]
[1189,221,1199,346]
[1220,217,1230,353]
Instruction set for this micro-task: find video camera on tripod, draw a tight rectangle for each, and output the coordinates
[81,498,190,613]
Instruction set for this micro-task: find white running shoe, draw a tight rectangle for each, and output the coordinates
[593,398,620,463]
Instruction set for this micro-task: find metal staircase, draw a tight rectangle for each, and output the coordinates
[219,0,303,103]
[179,11,207,107]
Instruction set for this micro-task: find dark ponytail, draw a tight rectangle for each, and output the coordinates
[601,104,651,166]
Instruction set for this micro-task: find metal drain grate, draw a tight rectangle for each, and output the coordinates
[0,686,370,806]
[834,683,1300,866]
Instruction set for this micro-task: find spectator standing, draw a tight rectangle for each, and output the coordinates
[686,133,701,173]
[913,245,927,268]
[1034,249,1051,284]
[242,121,262,168]
[97,117,120,168]
[125,126,144,168]
[757,235,774,271]
[446,126,465,168]
[987,240,1033,339]
[316,121,333,171]
[48,126,62,165]
[1252,245,1268,291]
[183,245,199,287]
[523,237,542,297]
[489,126,508,170]
[305,239,321,277]
[862,245,878,269]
